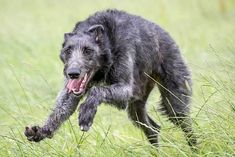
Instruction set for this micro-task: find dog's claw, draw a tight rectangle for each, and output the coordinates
[80,125,90,132]
[80,126,84,131]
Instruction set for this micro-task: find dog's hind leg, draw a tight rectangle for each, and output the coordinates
[154,44,197,147]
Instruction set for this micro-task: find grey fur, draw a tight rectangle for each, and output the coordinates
[25,84,80,142]
[25,9,196,148]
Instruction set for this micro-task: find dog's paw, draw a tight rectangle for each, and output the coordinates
[24,126,45,142]
[78,100,97,132]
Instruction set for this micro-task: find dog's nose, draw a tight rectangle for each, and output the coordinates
[67,68,81,79]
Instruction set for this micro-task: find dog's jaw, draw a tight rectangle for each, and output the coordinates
[66,71,94,96]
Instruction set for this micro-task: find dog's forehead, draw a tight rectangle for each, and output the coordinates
[65,33,93,47]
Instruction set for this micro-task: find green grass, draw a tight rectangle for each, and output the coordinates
[0,0,235,156]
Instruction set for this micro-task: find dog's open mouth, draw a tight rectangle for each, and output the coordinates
[66,72,93,96]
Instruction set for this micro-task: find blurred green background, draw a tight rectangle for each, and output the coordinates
[0,0,235,156]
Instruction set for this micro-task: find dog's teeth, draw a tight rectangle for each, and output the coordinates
[82,77,86,83]
[83,73,88,82]
[80,73,88,88]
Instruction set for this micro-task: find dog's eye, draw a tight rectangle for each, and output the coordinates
[83,47,94,55]
[64,46,72,55]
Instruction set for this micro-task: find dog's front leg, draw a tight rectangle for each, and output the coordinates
[79,84,132,131]
[25,87,80,142]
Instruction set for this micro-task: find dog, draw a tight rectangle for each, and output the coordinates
[25,9,196,147]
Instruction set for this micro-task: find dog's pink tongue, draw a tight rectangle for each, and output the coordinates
[67,79,82,93]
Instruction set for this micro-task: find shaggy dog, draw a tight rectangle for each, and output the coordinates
[25,9,196,147]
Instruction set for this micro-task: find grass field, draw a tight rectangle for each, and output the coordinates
[0,0,235,156]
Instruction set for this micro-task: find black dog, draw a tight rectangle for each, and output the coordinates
[25,9,196,147]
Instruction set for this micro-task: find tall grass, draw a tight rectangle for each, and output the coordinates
[0,0,235,156]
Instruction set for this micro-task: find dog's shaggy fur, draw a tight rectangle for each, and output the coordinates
[25,9,196,147]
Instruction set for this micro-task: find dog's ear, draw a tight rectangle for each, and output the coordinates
[88,24,104,43]
[64,33,74,40]
[73,21,82,32]
[63,33,74,48]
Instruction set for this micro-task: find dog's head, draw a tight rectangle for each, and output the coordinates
[60,24,111,96]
